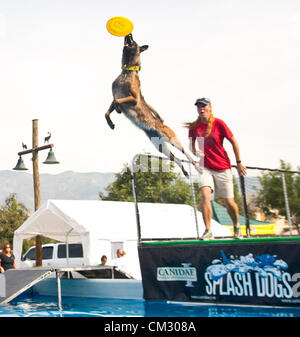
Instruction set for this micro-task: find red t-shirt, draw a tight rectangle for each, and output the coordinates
[188,118,233,171]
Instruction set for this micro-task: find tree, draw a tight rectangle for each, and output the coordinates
[0,194,30,249]
[99,157,196,206]
[99,156,256,221]
[255,160,300,222]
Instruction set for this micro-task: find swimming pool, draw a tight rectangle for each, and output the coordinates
[1,294,300,317]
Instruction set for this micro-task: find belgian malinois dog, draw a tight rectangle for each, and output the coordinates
[105,34,198,177]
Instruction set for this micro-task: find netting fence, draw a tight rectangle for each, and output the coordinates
[130,154,300,241]
[231,165,300,237]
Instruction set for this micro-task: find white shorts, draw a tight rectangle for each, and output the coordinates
[199,168,234,199]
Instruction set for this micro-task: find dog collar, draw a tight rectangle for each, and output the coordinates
[122,65,140,71]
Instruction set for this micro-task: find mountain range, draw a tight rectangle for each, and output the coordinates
[0,170,116,211]
[0,170,261,213]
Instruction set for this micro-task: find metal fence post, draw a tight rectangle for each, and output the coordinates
[56,271,62,311]
[188,162,200,239]
[239,174,251,237]
[131,155,142,244]
[281,172,293,235]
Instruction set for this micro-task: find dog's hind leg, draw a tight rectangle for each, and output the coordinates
[146,130,189,177]
[145,103,164,123]
[159,125,202,174]
[158,141,189,177]
[171,137,202,175]
[169,135,200,169]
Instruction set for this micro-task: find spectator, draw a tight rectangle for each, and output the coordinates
[0,243,16,273]
[116,249,126,259]
[99,255,108,266]
[114,249,129,273]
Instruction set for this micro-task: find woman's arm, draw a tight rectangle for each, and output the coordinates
[228,136,247,176]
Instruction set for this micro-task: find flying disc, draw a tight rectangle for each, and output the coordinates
[106,16,134,37]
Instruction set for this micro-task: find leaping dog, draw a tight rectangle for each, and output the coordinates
[105,34,199,177]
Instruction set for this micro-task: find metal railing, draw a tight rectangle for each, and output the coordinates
[131,153,200,243]
[231,165,300,236]
[131,153,300,241]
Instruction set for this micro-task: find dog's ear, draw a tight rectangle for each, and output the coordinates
[140,45,149,53]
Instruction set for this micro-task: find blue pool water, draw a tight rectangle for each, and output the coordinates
[0,294,300,317]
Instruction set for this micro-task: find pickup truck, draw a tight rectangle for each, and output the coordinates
[20,243,85,268]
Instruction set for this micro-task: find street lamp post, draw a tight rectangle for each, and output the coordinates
[14,119,59,267]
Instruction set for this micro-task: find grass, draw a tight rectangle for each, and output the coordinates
[141,236,300,246]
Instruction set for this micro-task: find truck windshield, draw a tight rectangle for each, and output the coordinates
[24,246,53,260]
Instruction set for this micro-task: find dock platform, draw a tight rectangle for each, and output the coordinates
[0,269,53,305]
[0,266,139,309]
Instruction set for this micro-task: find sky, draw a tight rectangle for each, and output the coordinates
[0,0,300,175]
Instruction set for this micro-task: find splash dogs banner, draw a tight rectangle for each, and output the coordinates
[138,240,300,307]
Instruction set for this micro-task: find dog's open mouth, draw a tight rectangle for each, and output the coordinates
[124,34,134,47]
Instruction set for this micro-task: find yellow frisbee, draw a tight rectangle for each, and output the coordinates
[106,16,134,37]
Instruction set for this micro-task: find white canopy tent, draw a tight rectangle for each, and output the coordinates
[13,199,231,269]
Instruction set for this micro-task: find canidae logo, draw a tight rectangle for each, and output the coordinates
[157,263,197,287]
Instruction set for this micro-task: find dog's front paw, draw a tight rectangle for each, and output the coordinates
[106,117,115,130]
[108,121,115,130]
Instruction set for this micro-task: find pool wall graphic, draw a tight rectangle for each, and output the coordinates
[138,239,300,307]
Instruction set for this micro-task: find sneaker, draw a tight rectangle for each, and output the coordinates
[201,229,214,241]
[233,226,243,239]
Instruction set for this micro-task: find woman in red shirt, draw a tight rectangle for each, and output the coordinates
[186,98,246,240]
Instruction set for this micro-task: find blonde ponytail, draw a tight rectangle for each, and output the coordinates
[183,116,201,131]
[184,112,215,137]
[205,113,214,136]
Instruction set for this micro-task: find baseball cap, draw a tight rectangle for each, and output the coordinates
[194,97,211,106]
